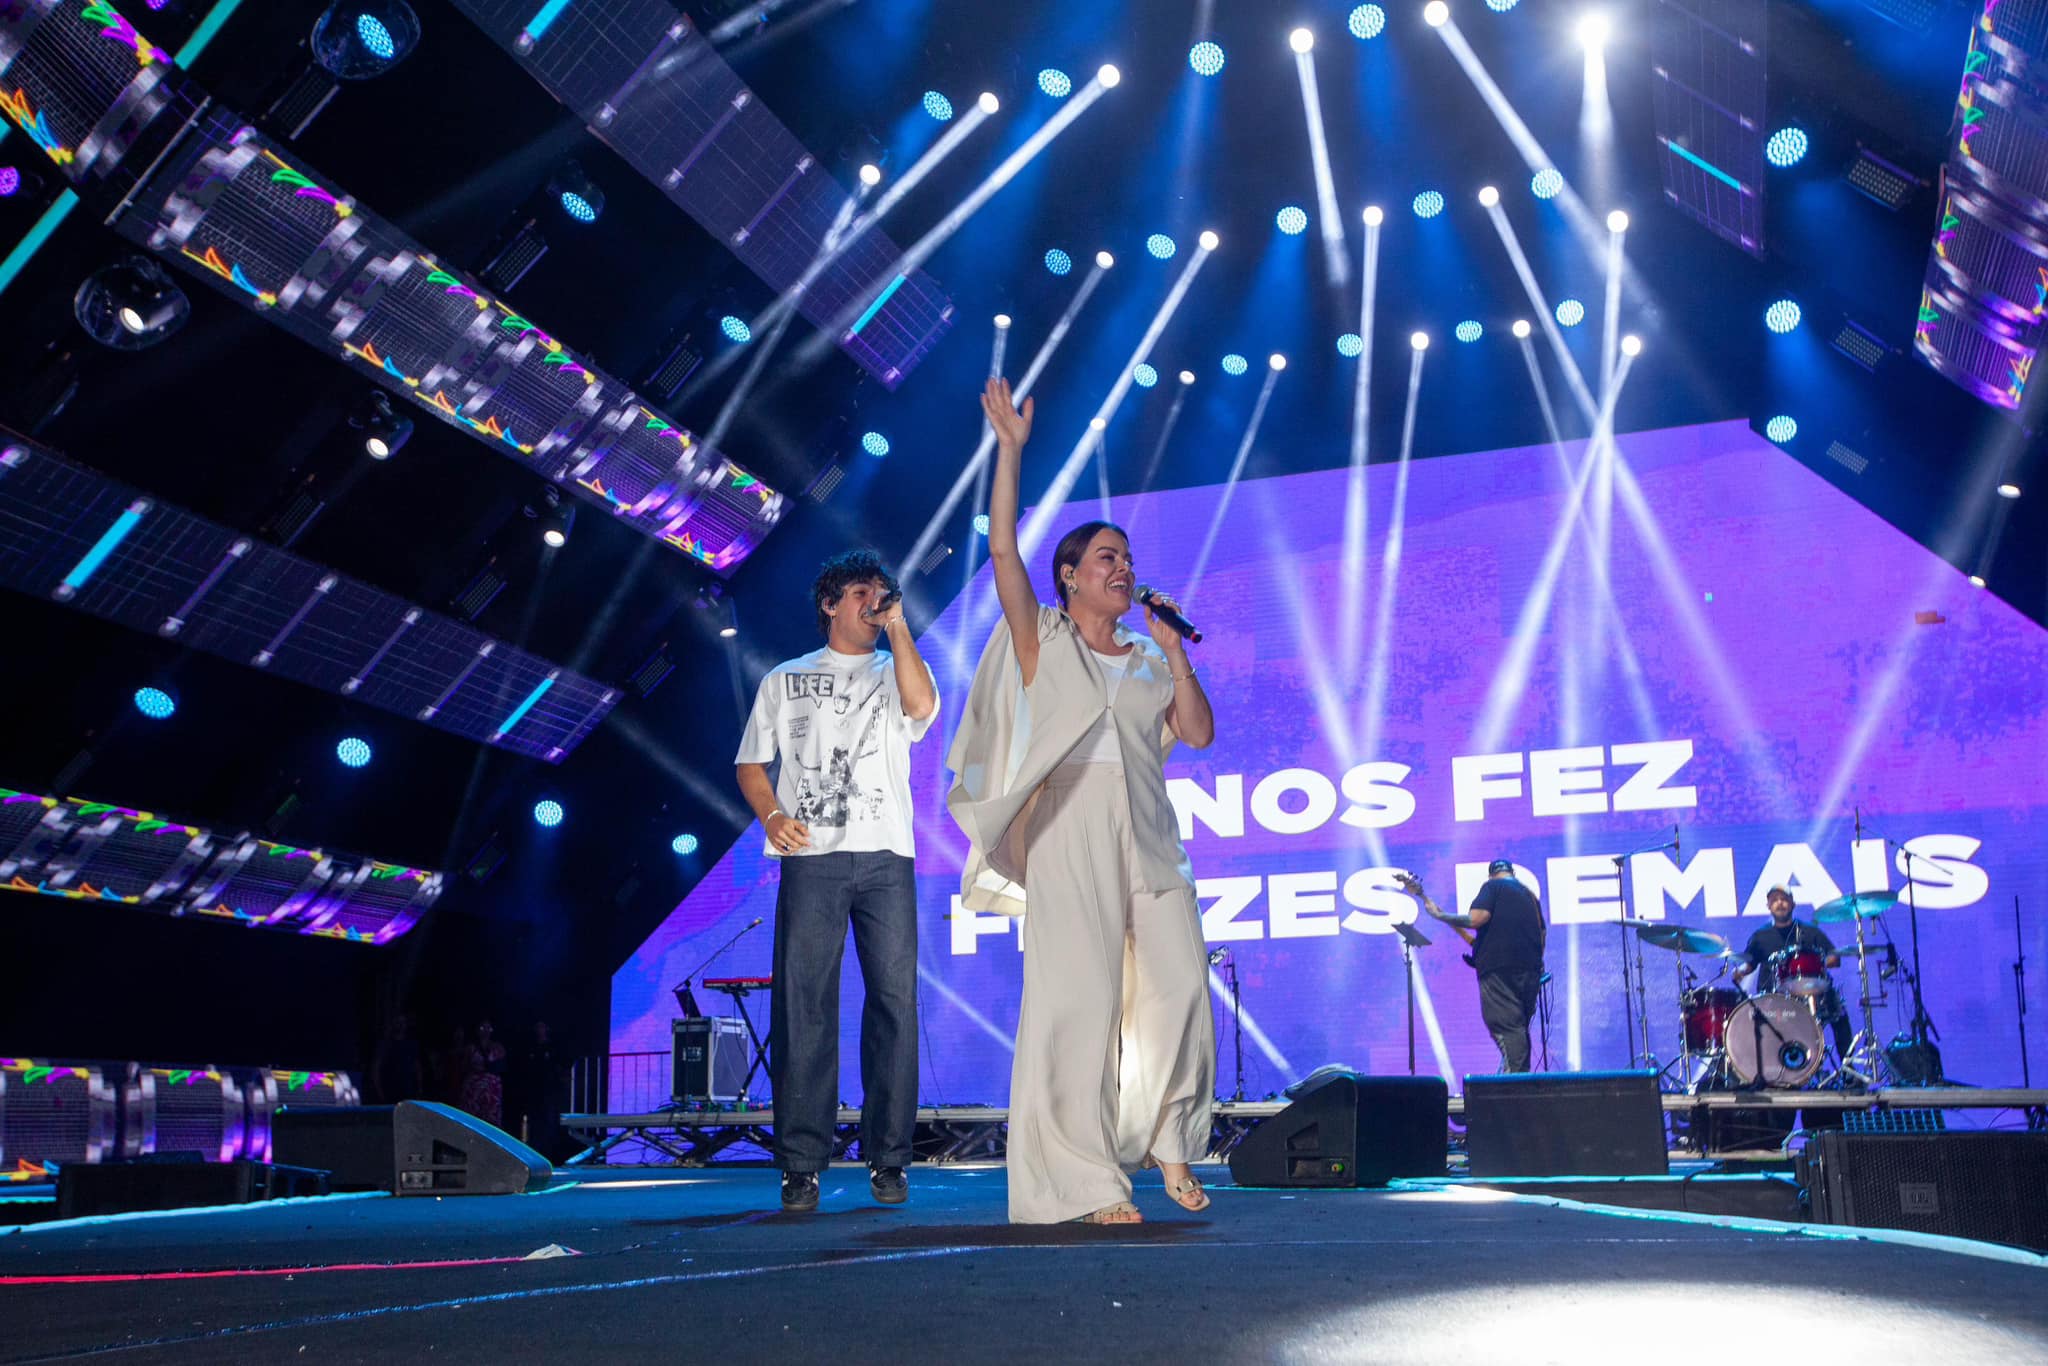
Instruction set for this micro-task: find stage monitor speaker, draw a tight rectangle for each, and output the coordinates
[672,1017,750,1103]
[1797,1131,2048,1253]
[1464,1070,1668,1177]
[273,1105,396,1191]
[1228,1073,1447,1188]
[392,1101,551,1196]
[56,1155,329,1218]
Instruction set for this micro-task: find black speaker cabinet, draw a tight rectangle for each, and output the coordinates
[1229,1073,1448,1187]
[392,1101,551,1196]
[273,1104,396,1191]
[56,1156,328,1217]
[672,1017,751,1103]
[1464,1070,1668,1177]
[1797,1131,2048,1252]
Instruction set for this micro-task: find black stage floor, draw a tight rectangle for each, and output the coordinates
[2,1166,2043,1363]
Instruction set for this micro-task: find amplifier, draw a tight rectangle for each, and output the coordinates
[672,1018,751,1104]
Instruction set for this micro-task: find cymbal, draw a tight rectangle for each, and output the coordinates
[1815,891,1898,923]
[1636,923,1730,955]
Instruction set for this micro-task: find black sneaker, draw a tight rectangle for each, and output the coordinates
[869,1165,908,1205]
[781,1171,820,1212]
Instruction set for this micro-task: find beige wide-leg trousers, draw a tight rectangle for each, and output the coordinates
[1007,763,1216,1224]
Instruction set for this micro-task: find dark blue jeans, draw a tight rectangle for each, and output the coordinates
[768,851,918,1172]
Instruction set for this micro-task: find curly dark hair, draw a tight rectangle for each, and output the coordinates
[812,548,901,636]
[1050,520,1128,608]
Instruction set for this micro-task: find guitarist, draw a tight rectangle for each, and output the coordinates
[1402,860,1548,1074]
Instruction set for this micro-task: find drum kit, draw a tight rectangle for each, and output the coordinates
[1622,891,1905,1092]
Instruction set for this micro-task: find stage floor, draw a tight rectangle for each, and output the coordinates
[2,1167,2043,1363]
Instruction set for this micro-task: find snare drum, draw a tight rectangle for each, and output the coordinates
[1770,945,1830,996]
[1680,986,1744,1052]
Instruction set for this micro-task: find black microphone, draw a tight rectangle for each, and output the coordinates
[1674,824,1682,860]
[1136,584,1202,644]
[864,589,903,622]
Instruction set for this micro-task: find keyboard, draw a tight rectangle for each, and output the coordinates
[703,976,772,989]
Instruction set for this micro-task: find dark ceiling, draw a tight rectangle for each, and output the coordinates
[0,0,2039,1062]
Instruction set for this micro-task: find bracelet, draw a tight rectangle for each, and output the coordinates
[766,807,784,823]
[1171,664,1198,682]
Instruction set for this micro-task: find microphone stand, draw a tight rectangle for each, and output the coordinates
[1612,830,1679,1075]
[673,918,764,1020]
[1395,921,1433,1078]
[1871,829,1945,1083]
[2015,895,2031,1090]
[1217,951,1246,1102]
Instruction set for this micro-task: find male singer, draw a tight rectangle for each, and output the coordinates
[735,549,938,1212]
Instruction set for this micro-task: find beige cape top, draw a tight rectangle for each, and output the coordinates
[945,604,1195,915]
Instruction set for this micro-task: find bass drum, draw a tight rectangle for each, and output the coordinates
[1724,993,1823,1088]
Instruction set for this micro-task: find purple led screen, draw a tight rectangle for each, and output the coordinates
[614,420,2048,1103]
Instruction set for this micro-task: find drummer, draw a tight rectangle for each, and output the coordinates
[1731,886,1852,1059]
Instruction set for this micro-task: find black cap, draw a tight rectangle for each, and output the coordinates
[1487,858,1514,875]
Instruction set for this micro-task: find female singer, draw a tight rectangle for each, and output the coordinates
[947,377,1218,1224]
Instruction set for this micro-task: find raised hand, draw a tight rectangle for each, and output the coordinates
[981,377,1034,450]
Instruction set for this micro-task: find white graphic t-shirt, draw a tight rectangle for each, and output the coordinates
[735,645,939,859]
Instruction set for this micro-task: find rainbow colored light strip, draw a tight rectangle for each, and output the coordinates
[81,0,172,67]
[0,87,73,165]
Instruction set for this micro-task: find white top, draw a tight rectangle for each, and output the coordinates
[735,645,939,859]
[1056,649,1132,770]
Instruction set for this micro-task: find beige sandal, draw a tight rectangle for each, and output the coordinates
[1075,1200,1144,1224]
[1163,1173,1210,1213]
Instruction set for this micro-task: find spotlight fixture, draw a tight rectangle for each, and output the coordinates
[672,833,699,855]
[1268,353,1287,371]
[1621,333,1643,356]
[1764,299,1801,334]
[1512,319,1532,338]
[534,488,575,548]
[1097,64,1121,88]
[1147,233,1178,259]
[978,91,1000,114]
[1555,298,1587,327]
[718,598,738,639]
[1606,209,1629,232]
[311,1,421,79]
[1531,168,1564,199]
[1222,353,1249,375]
[973,513,991,535]
[1276,205,1308,235]
[859,163,883,186]
[1997,482,2021,498]
[922,91,954,121]
[133,686,177,720]
[1410,331,1430,351]
[1038,68,1073,97]
[1968,573,1987,588]
[994,313,1013,329]
[351,391,413,459]
[1199,229,1220,250]
[1575,11,1611,47]
[1455,320,1483,343]
[1089,416,1107,431]
[1349,4,1388,40]
[1424,1,1450,27]
[1765,415,1797,444]
[533,799,565,828]
[1363,204,1385,226]
[862,431,891,457]
[1189,41,1226,76]
[1337,333,1365,357]
[1178,369,1196,385]
[74,257,189,350]
[548,161,605,224]
[720,314,752,343]
[1412,190,1446,218]
[1096,250,1116,269]
[1045,248,1073,276]
[337,736,372,768]
[1478,185,1500,207]
[1289,27,1315,53]
[1765,127,1809,168]
[1133,363,1159,387]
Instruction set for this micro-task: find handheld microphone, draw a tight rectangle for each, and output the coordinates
[1136,584,1202,643]
[1207,946,1230,965]
[1674,824,1682,860]
[864,589,903,622]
